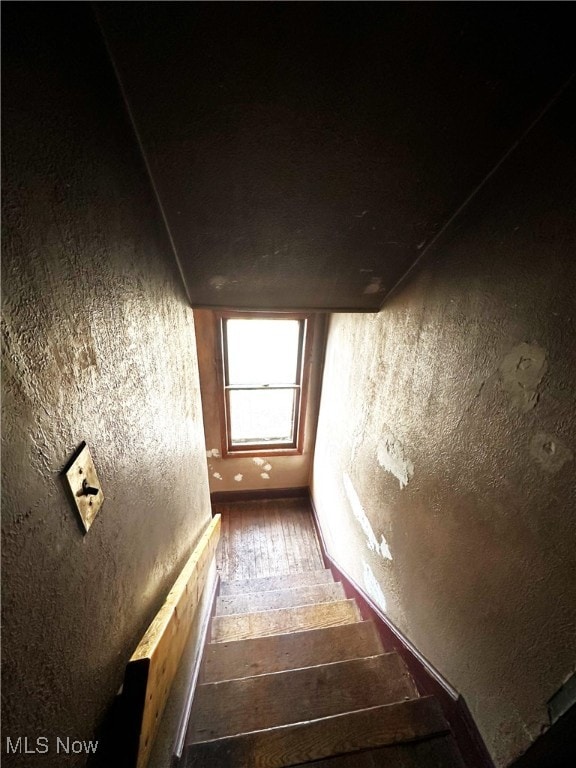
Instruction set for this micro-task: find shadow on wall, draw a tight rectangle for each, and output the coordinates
[2,5,212,767]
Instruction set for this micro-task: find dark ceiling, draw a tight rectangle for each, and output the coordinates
[97,3,575,311]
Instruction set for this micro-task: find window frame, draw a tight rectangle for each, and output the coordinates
[215,311,315,458]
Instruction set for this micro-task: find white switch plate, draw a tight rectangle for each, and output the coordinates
[64,442,104,532]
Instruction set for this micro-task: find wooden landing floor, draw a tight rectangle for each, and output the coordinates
[212,498,324,582]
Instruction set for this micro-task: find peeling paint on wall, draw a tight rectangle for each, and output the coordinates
[377,432,414,489]
[263,463,272,472]
[499,342,547,412]
[252,457,265,466]
[530,432,573,474]
[379,535,393,561]
[212,472,223,480]
[206,448,221,458]
[363,562,387,611]
[234,473,243,482]
[343,473,392,560]
[260,472,270,479]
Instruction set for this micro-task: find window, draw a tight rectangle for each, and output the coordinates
[217,312,314,456]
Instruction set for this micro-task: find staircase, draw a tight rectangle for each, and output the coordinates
[183,568,466,767]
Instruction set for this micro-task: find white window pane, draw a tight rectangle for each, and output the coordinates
[226,319,300,385]
[229,388,296,444]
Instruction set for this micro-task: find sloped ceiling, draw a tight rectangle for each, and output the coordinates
[98,3,575,311]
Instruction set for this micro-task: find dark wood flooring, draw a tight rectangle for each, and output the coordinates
[212,498,324,581]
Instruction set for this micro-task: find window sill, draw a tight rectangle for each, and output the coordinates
[222,446,303,459]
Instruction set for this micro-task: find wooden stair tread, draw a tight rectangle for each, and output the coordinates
[201,621,384,683]
[220,569,335,595]
[216,582,345,615]
[188,653,418,741]
[212,599,362,642]
[301,734,466,767]
[184,697,449,768]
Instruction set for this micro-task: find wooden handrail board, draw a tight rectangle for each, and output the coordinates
[124,514,221,768]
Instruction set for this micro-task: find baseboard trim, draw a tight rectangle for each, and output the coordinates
[210,486,309,505]
[172,562,220,764]
[308,492,494,768]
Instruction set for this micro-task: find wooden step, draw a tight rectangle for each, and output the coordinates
[216,582,345,616]
[201,621,384,683]
[302,734,467,767]
[220,568,334,595]
[212,599,362,642]
[188,653,418,741]
[185,696,449,768]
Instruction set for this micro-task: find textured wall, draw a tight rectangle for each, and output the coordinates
[312,85,576,766]
[1,6,211,767]
[194,310,326,493]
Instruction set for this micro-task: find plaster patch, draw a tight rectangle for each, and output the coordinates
[260,472,270,479]
[252,457,265,466]
[364,277,383,294]
[209,275,229,291]
[263,463,272,472]
[206,448,220,458]
[343,473,392,560]
[212,472,222,480]
[363,562,387,612]
[530,432,573,474]
[499,342,547,412]
[377,432,414,489]
[234,474,243,482]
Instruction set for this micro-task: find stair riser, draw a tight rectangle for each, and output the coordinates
[212,599,361,642]
[216,582,345,615]
[185,697,450,768]
[189,654,418,741]
[220,569,334,595]
[201,621,384,683]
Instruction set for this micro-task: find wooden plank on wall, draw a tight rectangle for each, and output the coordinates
[124,514,221,768]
